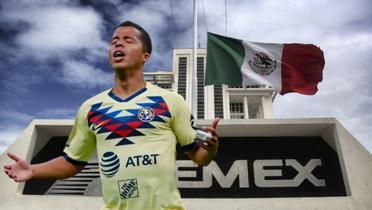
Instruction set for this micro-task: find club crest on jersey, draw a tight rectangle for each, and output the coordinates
[248,51,276,76]
[137,107,155,122]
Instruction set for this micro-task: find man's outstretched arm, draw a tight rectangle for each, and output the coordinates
[4,152,85,182]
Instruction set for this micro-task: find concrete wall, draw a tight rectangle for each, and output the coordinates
[0,118,371,210]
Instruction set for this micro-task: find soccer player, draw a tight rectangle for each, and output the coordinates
[4,21,219,210]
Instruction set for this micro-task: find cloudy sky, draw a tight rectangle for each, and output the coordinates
[0,0,371,154]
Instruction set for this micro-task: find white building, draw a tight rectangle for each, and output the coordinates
[145,48,276,120]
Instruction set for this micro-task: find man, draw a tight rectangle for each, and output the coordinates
[4,21,219,210]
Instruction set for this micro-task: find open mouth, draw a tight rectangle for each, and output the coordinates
[113,50,125,61]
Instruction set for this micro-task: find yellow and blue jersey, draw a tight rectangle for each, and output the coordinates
[63,82,198,210]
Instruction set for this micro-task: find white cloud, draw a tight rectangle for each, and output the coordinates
[4,6,106,59]
[0,1,110,90]
[201,0,370,43]
[0,125,26,155]
[0,110,34,125]
[0,110,34,155]
[114,1,174,70]
[61,60,113,88]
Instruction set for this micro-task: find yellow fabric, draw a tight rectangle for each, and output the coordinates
[64,82,197,210]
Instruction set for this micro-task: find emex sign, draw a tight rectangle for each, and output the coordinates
[176,158,325,188]
[176,137,347,198]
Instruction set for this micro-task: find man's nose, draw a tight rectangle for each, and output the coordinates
[115,43,124,48]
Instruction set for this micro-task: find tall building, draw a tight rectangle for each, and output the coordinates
[145,48,276,119]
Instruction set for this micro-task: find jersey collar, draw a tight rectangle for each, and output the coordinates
[108,83,148,102]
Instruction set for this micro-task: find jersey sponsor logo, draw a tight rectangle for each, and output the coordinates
[118,179,139,199]
[137,107,155,122]
[100,151,120,178]
[125,154,159,168]
[87,96,171,146]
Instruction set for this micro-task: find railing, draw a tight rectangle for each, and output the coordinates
[46,163,100,196]
[230,113,245,119]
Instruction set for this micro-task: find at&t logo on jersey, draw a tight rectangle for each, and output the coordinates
[100,151,120,178]
[137,107,155,122]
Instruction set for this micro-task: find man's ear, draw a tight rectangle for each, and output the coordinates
[143,52,150,63]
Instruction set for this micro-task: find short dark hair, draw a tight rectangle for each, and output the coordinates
[117,21,152,54]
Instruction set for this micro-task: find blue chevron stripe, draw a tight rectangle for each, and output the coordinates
[116,138,135,146]
[147,96,164,103]
[136,103,156,107]
[91,102,103,110]
[106,110,122,118]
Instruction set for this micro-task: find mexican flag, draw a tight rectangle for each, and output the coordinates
[205,33,325,95]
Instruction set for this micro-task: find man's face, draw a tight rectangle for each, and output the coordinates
[109,26,150,71]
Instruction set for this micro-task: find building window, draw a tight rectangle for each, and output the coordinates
[248,102,262,119]
[157,83,172,90]
[230,102,244,119]
[197,57,204,119]
[214,85,224,119]
[177,57,187,99]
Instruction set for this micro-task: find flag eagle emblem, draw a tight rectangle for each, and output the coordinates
[248,51,277,76]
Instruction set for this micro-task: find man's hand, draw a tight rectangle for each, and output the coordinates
[4,152,33,182]
[198,118,220,152]
[186,118,220,166]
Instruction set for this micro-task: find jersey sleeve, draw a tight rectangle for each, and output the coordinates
[169,93,198,151]
[63,103,96,164]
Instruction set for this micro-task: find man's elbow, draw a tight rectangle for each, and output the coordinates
[198,161,211,167]
[194,158,213,166]
[186,149,216,166]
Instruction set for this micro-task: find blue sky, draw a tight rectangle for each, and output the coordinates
[0,0,371,154]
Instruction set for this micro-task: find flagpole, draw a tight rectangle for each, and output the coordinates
[192,0,198,118]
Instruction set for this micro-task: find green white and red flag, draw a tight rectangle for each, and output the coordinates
[205,33,325,95]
